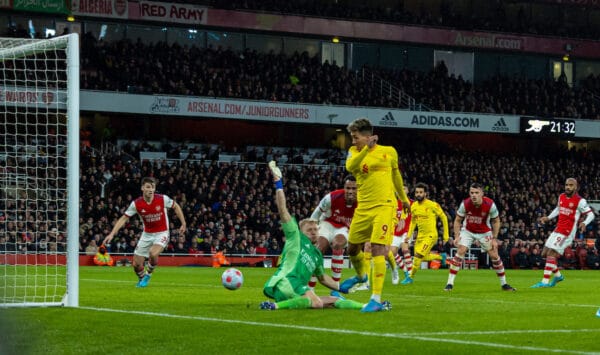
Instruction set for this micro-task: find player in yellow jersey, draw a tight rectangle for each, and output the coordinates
[401,182,449,285]
[339,118,410,312]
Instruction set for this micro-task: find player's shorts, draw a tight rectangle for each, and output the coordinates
[348,205,395,246]
[318,221,348,246]
[544,231,573,255]
[134,231,170,258]
[413,235,437,257]
[458,230,494,251]
[263,277,310,302]
[391,233,410,248]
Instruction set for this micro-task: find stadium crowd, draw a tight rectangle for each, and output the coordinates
[79,37,600,119]
[3,0,599,41]
[3,135,599,270]
[196,0,600,41]
[2,0,600,270]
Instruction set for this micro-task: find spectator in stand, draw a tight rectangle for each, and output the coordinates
[515,246,530,269]
[529,247,545,269]
[267,239,281,255]
[586,248,600,270]
[85,239,99,256]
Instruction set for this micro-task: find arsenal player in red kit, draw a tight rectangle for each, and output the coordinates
[310,175,357,284]
[444,183,515,291]
[531,178,594,288]
[104,177,187,287]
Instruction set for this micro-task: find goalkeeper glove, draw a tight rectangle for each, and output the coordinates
[268,161,283,189]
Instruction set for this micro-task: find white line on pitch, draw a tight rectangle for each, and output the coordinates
[79,306,600,355]
[401,294,600,308]
[79,278,600,308]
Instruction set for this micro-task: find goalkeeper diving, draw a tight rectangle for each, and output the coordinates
[261,161,388,311]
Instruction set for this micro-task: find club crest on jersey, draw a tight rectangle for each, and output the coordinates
[362,164,369,174]
[569,202,574,208]
[155,206,161,211]
[141,209,146,213]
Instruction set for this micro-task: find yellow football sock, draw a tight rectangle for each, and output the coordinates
[387,250,397,270]
[349,251,367,279]
[372,255,386,296]
[363,251,372,281]
[411,256,423,277]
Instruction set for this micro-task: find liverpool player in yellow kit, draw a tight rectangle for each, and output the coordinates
[339,118,410,312]
[401,182,449,284]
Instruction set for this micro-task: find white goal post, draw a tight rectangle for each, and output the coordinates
[0,34,79,307]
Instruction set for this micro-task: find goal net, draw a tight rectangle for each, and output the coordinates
[0,34,79,307]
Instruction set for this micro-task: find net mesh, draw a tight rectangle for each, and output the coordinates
[0,37,70,305]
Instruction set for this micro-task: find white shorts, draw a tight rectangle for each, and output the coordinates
[458,230,494,251]
[544,232,573,255]
[391,233,409,248]
[134,231,170,258]
[318,221,348,246]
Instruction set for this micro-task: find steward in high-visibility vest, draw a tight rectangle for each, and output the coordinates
[94,245,115,266]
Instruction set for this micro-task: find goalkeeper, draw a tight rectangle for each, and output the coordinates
[260,161,380,311]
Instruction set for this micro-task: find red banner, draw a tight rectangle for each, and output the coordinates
[207,9,600,58]
[129,1,207,25]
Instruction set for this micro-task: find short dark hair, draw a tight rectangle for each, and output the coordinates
[141,176,157,185]
[347,118,373,135]
[344,175,356,183]
[470,182,483,190]
[415,182,428,192]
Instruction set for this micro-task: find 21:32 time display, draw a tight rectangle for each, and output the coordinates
[520,117,576,137]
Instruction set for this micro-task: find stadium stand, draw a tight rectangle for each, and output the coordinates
[193,0,600,41]
[79,38,600,118]
[2,1,600,270]
[2,135,584,268]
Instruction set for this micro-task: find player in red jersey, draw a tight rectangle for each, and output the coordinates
[531,178,594,288]
[310,175,357,285]
[390,185,413,285]
[104,177,187,287]
[444,183,515,291]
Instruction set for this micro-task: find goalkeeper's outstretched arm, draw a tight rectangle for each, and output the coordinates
[269,161,291,224]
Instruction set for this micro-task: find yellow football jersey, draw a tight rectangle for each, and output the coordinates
[346,144,399,209]
[407,199,449,240]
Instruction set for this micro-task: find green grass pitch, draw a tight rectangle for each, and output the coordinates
[1,266,599,354]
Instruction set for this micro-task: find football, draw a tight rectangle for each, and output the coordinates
[221,268,243,290]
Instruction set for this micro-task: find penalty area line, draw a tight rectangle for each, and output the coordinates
[80,306,598,355]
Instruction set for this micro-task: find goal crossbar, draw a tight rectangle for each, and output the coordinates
[0,36,70,61]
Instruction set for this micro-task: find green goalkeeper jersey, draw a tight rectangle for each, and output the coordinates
[263,218,324,300]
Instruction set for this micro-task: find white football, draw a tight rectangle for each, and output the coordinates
[221,268,243,290]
